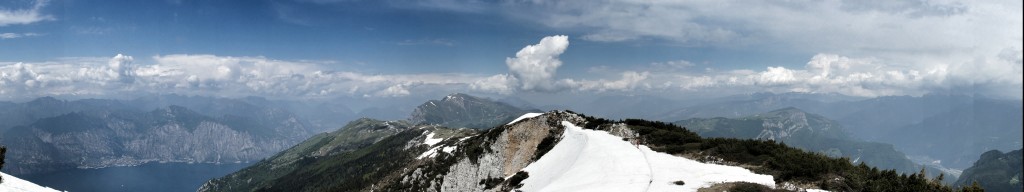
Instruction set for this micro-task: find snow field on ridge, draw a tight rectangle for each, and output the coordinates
[518,121,776,192]
[1,172,62,192]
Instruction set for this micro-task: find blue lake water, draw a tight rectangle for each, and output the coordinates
[18,162,252,192]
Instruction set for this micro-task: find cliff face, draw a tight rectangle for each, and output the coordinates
[426,111,582,192]
[2,105,312,175]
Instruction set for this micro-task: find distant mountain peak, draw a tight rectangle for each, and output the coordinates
[442,93,476,102]
[410,93,538,129]
[763,107,805,115]
[27,96,63,104]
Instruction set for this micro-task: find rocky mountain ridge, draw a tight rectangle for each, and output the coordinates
[202,110,954,191]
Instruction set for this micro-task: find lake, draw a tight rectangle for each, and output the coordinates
[18,162,252,192]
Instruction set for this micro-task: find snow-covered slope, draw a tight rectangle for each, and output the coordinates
[1,172,62,192]
[519,121,776,192]
[507,113,544,125]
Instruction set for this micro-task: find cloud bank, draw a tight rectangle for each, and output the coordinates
[1,35,1020,100]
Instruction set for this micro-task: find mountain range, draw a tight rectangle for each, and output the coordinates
[202,110,953,191]
[0,95,344,176]
[1,92,1017,191]
[629,93,1022,171]
[675,107,949,180]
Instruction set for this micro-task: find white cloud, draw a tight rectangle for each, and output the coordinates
[476,35,1020,98]
[0,32,41,39]
[638,53,1021,98]
[0,0,54,26]
[368,83,411,98]
[755,66,797,86]
[506,35,569,92]
[566,71,650,92]
[470,74,517,95]
[109,54,135,83]
[0,54,497,100]
[498,1,1021,97]
[650,60,695,71]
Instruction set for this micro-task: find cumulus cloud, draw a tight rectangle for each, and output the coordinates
[0,0,54,26]
[109,54,135,83]
[506,35,569,92]
[475,35,657,94]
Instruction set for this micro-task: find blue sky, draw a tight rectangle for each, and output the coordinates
[1,0,1021,101]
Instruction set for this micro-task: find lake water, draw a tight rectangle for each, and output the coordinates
[18,162,252,192]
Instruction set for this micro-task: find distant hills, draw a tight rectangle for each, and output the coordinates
[651,93,1022,171]
[675,107,949,181]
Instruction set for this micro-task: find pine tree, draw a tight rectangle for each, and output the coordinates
[0,146,6,183]
[958,181,985,192]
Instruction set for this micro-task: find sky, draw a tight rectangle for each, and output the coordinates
[0,0,1021,102]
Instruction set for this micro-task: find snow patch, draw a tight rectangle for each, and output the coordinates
[1,172,63,192]
[518,121,775,192]
[423,132,443,146]
[417,145,459,159]
[507,113,544,125]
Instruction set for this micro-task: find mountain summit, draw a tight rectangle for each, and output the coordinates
[409,93,539,129]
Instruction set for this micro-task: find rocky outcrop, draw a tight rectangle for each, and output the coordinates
[394,111,583,192]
